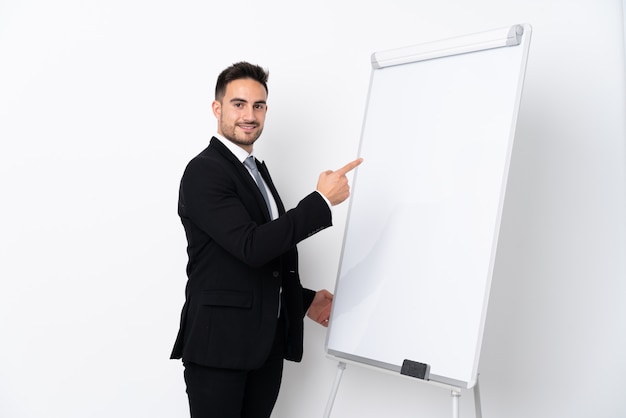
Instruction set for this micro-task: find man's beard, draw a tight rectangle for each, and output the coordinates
[220,121,263,148]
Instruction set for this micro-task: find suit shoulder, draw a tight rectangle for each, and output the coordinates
[184,145,227,173]
[181,146,246,195]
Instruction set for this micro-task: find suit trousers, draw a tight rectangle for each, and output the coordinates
[183,316,285,418]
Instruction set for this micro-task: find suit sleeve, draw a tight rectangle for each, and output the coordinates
[180,156,333,268]
[301,288,316,316]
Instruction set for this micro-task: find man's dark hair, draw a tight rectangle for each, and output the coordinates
[215,61,269,101]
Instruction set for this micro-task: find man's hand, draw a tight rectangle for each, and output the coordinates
[317,158,363,206]
[307,289,333,327]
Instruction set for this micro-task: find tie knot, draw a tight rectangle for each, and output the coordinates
[244,156,258,171]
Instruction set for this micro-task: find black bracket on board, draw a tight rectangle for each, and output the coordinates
[400,359,431,380]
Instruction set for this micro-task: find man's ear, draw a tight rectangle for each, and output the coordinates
[211,100,221,119]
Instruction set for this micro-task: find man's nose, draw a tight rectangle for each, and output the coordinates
[242,106,256,121]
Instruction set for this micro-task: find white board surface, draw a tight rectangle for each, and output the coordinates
[325,24,532,389]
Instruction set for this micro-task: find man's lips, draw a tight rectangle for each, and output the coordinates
[237,123,258,131]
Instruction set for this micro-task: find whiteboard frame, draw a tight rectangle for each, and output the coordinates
[325,24,532,390]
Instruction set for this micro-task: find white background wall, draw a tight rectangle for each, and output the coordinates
[1,1,624,417]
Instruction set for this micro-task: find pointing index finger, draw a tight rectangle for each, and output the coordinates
[336,157,363,176]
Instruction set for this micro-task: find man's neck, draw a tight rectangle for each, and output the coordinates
[214,134,253,162]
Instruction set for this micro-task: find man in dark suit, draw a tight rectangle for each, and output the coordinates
[171,61,362,418]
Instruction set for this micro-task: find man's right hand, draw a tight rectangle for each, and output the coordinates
[316,158,363,206]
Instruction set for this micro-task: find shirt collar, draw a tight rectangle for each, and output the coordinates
[214,134,255,163]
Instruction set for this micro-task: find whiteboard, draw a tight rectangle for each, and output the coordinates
[325,24,532,389]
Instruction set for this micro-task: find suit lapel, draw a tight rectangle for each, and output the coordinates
[209,137,274,220]
[257,160,285,216]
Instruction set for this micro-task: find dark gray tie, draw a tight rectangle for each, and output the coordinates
[244,156,272,217]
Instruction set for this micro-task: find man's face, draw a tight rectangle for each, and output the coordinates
[212,78,268,152]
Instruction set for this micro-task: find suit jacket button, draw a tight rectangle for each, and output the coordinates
[272,271,280,278]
